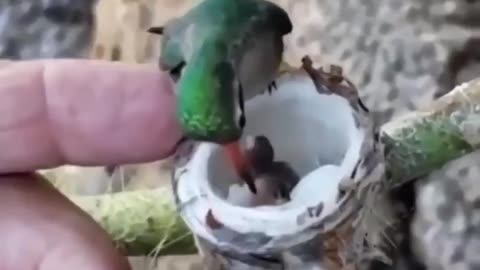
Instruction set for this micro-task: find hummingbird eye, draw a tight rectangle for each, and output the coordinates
[169,61,186,82]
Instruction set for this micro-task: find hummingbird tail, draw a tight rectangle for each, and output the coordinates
[224,142,257,194]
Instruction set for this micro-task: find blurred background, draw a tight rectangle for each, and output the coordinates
[2,0,480,269]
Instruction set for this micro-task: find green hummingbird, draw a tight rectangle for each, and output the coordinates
[148,0,293,194]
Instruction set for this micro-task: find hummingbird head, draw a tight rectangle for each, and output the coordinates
[147,19,187,81]
[176,34,257,194]
[176,37,244,144]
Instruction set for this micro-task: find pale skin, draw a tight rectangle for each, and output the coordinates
[0,59,183,270]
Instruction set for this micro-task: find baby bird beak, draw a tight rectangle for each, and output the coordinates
[223,141,257,194]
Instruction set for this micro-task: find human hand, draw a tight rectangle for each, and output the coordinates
[0,59,182,270]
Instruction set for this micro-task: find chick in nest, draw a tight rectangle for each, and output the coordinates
[245,135,300,206]
[206,135,301,229]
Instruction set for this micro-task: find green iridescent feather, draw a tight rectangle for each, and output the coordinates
[177,32,241,144]
[164,0,292,144]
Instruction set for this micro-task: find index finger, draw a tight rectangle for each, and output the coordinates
[0,59,182,173]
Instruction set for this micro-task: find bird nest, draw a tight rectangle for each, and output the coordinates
[171,56,385,269]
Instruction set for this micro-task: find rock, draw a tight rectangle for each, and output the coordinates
[0,0,96,59]
[412,151,480,270]
[279,0,480,125]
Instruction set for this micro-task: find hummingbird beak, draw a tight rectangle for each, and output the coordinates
[223,141,257,194]
[147,26,164,35]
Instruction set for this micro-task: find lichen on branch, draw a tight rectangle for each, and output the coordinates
[67,188,197,256]
[381,78,480,188]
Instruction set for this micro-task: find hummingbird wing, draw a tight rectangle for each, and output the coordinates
[224,0,292,59]
[254,0,293,35]
[225,1,293,100]
[236,0,292,46]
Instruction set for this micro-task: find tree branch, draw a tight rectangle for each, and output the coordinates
[67,188,197,256]
[381,78,480,188]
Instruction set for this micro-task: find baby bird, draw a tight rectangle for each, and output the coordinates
[206,135,300,229]
[246,135,300,205]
